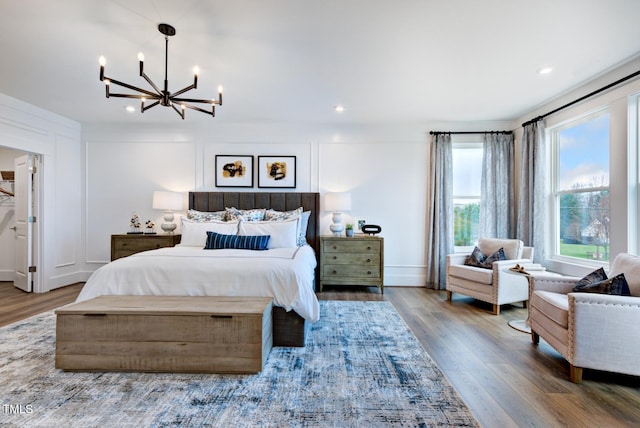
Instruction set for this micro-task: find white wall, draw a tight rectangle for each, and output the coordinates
[0,93,83,292]
[83,120,511,286]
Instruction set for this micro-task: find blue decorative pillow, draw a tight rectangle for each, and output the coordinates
[480,248,506,269]
[573,273,631,295]
[204,232,270,251]
[464,246,486,268]
[573,267,607,289]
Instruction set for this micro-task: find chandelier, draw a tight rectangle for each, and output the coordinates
[98,23,222,119]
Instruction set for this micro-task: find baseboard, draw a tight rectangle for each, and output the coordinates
[384,265,426,286]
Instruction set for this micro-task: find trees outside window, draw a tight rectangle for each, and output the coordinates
[553,111,610,262]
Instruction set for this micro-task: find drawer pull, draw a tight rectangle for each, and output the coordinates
[367,246,371,250]
[366,258,371,263]
[211,315,233,319]
[333,256,337,260]
[333,245,337,250]
[332,270,337,274]
[367,271,372,275]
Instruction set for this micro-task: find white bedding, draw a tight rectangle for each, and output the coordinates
[76,245,320,322]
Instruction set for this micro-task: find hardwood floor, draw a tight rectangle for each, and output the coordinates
[2,282,639,427]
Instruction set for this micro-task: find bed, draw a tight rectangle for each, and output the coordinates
[76,191,321,346]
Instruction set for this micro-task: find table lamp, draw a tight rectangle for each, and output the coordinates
[325,192,351,236]
[152,191,183,233]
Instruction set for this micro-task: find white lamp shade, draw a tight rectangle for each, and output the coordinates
[324,192,352,212]
[152,191,184,211]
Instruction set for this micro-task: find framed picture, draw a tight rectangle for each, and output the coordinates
[257,156,296,188]
[215,155,254,187]
[355,218,367,234]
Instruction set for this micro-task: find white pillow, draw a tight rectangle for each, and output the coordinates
[179,218,239,247]
[239,217,298,249]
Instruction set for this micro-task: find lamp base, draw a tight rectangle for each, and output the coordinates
[160,222,177,234]
[330,212,344,236]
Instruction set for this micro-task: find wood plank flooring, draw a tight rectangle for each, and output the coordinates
[2,282,639,427]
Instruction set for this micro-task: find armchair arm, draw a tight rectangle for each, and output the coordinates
[530,275,580,295]
[446,253,468,267]
[569,293,640,376]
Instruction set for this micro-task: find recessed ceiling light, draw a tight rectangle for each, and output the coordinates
[537,66,553,75]
[334,105,345,113]
[125,106,135,113]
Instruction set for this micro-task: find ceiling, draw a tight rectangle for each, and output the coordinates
[2,0,640,126]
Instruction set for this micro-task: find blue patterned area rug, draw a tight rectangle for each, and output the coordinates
[0,301,478,427]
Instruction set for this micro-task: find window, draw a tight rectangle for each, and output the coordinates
[552,111,610,263]
[452,143,482,251]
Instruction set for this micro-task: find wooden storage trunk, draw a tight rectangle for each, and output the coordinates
[55,296,273,373]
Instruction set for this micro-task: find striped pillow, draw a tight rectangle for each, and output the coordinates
[204,232,270,251]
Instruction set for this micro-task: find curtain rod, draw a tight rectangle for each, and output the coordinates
[522,69,640,128]
[429,130,513,135]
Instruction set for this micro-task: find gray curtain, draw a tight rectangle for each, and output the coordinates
[480,132,516,238]
[517,120,546,264]
[425,133,453,289]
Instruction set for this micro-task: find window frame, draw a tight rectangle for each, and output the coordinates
[452,140,483,253]
[549,107,610,268]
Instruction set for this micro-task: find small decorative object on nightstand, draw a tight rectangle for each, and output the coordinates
[319,235,384,294]
[345,224,354,237]
[145,220,156,234]
[128,212,142,234]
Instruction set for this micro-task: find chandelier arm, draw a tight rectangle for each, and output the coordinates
[172,97,217,105]
[141,100,161,112]
[140,72,164,97]
[105,76,161,98]
[171,103,185,120]
[107,93,159,100]
[181,102,215,117]
[170,83,197,98]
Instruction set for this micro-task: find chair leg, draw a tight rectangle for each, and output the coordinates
[569,365,583,384]
[531,331,540,344]
[492,304,500,315]
[446,291,452,301]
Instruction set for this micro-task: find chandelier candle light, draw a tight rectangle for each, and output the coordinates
[98,23,222,119]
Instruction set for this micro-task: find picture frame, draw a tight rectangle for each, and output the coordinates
[215,155,254,188]
[355,218,367,234]
[257,156,296,188]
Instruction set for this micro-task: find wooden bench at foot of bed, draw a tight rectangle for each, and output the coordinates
[55,296,274,373]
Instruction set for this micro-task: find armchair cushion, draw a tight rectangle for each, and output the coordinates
[609,253,640,296]
[464,246,506,269]
[464,246,487,268]
[478,238,523,260]
[532,290,569,328]
[448,264,493,284]
[573,267,607,288]
[573,273,631,296]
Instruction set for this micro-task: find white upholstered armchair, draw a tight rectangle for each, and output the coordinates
[530,253,640,383]
[446,238,534,315]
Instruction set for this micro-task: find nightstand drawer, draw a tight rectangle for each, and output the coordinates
[111,234,182,261]
[323,252,380,265]
[323,264,381,278]
[112,236,174,251]
[323,240,381,253]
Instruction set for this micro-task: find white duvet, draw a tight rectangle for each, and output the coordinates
[76,245,320,322]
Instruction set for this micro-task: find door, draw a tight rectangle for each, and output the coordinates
[13,154,36,292]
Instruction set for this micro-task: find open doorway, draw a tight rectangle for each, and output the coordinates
[0,146,38,291]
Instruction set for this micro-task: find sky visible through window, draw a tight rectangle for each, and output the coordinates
[558,113,609,190]
[452,146,482,197]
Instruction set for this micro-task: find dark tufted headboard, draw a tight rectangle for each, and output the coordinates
[188,192,321,263]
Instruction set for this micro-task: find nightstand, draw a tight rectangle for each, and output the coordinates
[110,234,181,261]
[319,235,384,294]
